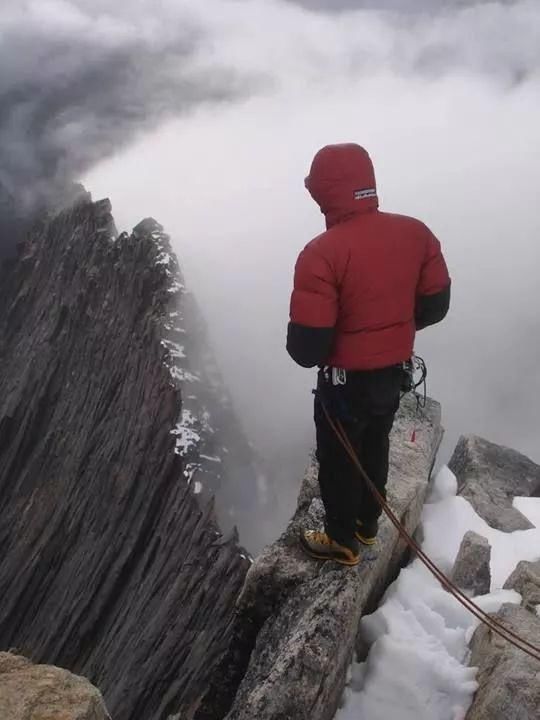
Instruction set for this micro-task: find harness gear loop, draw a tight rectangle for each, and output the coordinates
[400,354,428,441]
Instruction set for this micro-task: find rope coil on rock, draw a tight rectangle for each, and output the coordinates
[320,402,540,663]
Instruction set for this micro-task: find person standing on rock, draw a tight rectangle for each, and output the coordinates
[287,143,451,566]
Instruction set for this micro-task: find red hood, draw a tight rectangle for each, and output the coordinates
[305,144,378,228]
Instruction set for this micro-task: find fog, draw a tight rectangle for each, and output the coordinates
[86,0,539,485]
[288,0,517,12]
[0,0,251,259]
[4,0,539,535]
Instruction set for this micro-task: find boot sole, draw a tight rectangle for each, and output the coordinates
[299,536,360,567]
[355,533,377,546]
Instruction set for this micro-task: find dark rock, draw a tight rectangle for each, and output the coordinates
[0,181,26,261]
[451,531,491,596]
[466,603,540,720]
[503,560,540,611]
[196,395,443,720]
[449,435,540,531]
[0,195,253,720]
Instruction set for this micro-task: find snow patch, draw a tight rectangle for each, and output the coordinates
[168,279,184,294]
[172,409,200,456]
[183,462,199,484]
[170,366,200,383]
[200,454,221,463]
[155,251,171,265]
[161,339,186,360]
[338,572,481,720]
[422,490,540,590]
[150,228,182,285]
[164,321,186,333]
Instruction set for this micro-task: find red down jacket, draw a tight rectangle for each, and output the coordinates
[287,144,450,370]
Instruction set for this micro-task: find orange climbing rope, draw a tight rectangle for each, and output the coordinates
[321,402,540,663]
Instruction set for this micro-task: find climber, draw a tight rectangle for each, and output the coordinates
[287,143,451,566]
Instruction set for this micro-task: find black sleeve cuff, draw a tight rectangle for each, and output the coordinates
[415,284,451,330]
[286,322,334,368]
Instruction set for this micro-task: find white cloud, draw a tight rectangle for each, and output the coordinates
[82,1,540,499]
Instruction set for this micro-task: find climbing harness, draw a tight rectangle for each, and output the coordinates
[320,400,540,663]
[401,354,427,409]
[331,367,347,386]
[400,354,427,442]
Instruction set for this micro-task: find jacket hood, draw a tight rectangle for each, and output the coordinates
[305,144,378,228]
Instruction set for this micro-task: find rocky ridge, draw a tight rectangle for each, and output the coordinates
[195,394,443,720]
[0,192,255,720]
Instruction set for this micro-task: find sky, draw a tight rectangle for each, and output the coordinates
[2,0,539,534]
[290,0,514,10]
[0,0,249,221]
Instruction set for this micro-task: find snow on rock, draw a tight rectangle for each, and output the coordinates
[337,461,540,720]
[161,339,186,360]
[172,409,201,456]
[142,218,266,549]
[170,366,200,383]
[338,572,480,720]
[167,279,184,294]
[336,467,524,720]
[200,454,222,463]
[421,490,540,591]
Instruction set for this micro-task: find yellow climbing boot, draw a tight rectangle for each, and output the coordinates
[300,530,360,566]
[354,520,378,546]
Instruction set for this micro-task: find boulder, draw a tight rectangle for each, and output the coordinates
[449,435,540,531]
[451,531,491,596]
[0,652,110,720]
[466,604,540,720]
[504,560,540,611]
[195,394,443,720]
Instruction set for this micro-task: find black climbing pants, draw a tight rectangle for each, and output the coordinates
[314,366,403,546]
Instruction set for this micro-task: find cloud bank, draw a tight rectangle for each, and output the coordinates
[0,0,254,257]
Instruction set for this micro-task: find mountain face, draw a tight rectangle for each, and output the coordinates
[0,192,258,720]
[0,183,26,262]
